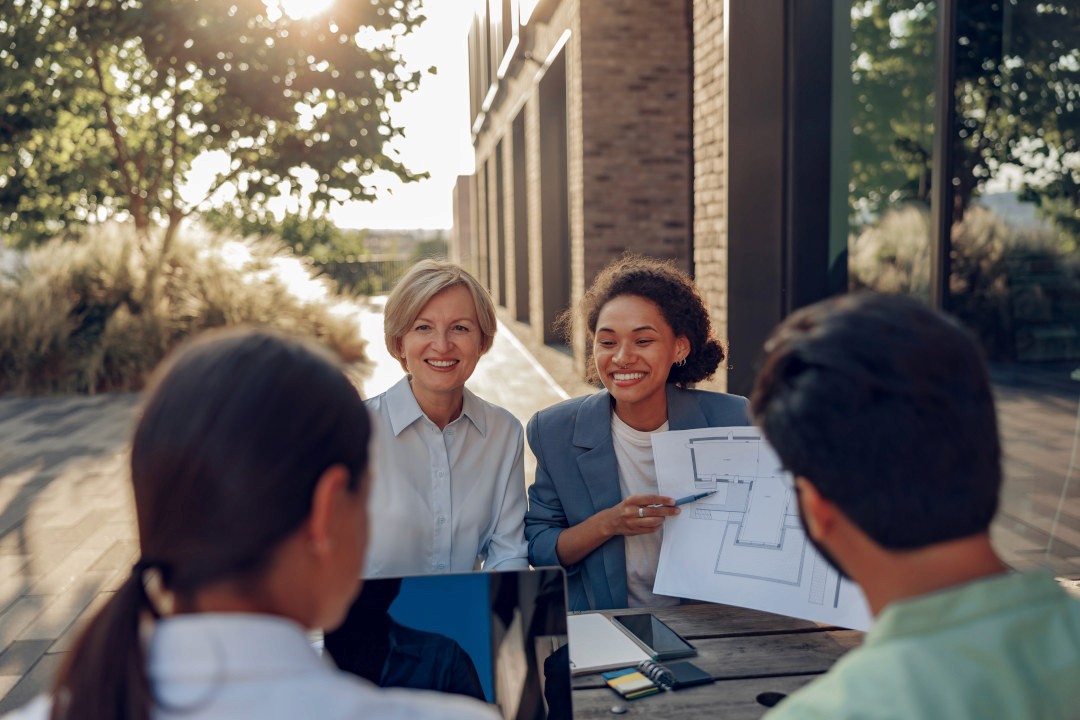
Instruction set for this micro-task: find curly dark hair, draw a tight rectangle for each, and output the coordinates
[560,254,725,386]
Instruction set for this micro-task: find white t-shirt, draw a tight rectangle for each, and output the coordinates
[610,411,681,608]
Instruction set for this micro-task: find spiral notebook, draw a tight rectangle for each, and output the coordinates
[601,660,714,700]
[636,659,714,691]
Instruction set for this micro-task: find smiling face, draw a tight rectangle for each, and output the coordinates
[397,283,483,410]
[593,294,690,431]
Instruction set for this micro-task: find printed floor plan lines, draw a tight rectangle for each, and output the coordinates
[682,433,842,607]
[652,427,871,629]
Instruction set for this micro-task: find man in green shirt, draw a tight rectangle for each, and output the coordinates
[750,293,1080,720]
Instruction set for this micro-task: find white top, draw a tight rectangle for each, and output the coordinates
[363,377,529,576]
[610,412,680,608]
[2,614,497,720]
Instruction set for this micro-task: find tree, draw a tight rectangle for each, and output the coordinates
[847,0,938,219]
[952,1,1080,229]
[202,205,369,262]
[845,0,1080,235]
[0,0,427,278]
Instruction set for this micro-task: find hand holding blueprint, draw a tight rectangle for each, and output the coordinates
[652,427,872,630]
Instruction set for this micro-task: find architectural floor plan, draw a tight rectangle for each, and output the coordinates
[652,427,871,630]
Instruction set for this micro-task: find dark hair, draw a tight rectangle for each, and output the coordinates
[564,254,724,385]
[50,327,371,720]
[750,292,1001,550]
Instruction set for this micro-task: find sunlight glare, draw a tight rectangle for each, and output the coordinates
[278,0,334,20]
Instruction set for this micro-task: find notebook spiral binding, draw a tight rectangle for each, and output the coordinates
[636,659,676,690]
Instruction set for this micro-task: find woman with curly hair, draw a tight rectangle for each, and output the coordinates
[524,255,749,611]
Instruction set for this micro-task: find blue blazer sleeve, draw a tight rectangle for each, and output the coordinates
[524,410,567,570]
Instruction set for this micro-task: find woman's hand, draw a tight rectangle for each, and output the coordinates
[602,494,680,537]
[554,494,680,567]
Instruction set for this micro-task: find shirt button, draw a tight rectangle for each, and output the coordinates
[436,563,446,570]
[437,515,446,525]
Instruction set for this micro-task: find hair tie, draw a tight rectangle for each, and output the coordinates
[132,558,161,576]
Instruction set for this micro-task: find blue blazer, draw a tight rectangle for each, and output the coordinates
[524,385,750,611]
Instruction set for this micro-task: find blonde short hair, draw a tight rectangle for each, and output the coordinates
[384,260,497,371]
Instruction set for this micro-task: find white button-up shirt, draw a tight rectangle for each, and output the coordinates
[363,377,529,577]
[5,614,497,720]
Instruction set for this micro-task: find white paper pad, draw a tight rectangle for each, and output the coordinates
[566,612,650,675]
[652,426,872,631]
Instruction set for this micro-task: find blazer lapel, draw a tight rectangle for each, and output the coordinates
[573,391,626,609]
[573,391,622,511]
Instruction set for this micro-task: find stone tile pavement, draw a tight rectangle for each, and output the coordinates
[0,297,568,712]
[1,298,1078,711]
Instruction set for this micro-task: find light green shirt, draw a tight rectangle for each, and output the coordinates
[765,572,1080,720]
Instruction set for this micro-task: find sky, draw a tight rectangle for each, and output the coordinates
[182,1,477,231]
[328,0,477,231]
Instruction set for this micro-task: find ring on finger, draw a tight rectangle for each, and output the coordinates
[637,506,645,519]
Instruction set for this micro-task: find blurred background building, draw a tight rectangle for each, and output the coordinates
[457,0,1080,573]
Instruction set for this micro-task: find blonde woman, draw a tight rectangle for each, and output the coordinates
[363,260,528,577]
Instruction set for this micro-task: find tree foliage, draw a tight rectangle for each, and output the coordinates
[847,0,937,216]
[953,1,1080,228]
[202,205,368,262]
[0,0,426,249]
[846,0,1080,238]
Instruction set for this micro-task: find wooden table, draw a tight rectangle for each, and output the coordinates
[569,604,863,719]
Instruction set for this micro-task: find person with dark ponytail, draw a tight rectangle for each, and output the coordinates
[3,328,495,720]
[524,255,750,611]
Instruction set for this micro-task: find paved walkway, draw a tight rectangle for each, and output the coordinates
[0,297,568,712]
[1,298,1079,711]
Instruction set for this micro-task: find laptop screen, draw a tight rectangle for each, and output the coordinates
[325,567,571,720]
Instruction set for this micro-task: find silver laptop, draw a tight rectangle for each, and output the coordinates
[325,567,571,720]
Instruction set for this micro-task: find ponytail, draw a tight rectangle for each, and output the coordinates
[49,564,157,720]
[44,328,371,718]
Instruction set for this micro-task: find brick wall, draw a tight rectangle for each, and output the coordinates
[473,0,579,347]
[578,0,693,278]
[691,0,729,392]
[472,0,701,380]
[573,0,693,366]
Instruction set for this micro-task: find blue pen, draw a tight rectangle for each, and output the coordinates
[648,490,717,508]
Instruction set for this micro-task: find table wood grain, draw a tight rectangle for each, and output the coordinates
[569,604,863,719]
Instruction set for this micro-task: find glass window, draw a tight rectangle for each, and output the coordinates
[831,0,938,299]
[949,1,1080,575]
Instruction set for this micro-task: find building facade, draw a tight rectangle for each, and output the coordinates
[464,0,694,371]
[461,0,1080,575]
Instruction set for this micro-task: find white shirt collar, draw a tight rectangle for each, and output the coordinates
[148,614,325,681]
[384,376,487,437]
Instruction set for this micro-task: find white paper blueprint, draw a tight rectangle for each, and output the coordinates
[652,426,872,630]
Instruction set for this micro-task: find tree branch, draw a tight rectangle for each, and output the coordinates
[188,161,246,215]
[145,90,173,205]
[163,78,182,216]
[88,44,137,201]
